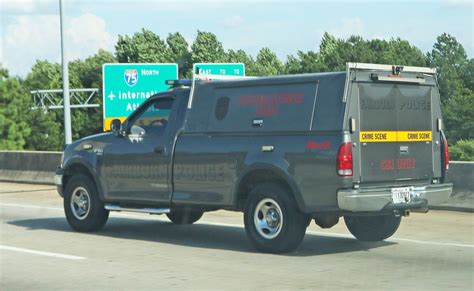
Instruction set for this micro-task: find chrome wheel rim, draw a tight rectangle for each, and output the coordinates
[70,186,91,220]
[254,198,283,239]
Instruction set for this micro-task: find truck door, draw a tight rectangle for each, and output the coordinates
[100,96,176,203]
[357,81,434,183]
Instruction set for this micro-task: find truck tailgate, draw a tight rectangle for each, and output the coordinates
[357,82,434,182]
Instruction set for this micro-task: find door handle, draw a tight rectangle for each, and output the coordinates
[262,145,274,152]
[154,146,165,154]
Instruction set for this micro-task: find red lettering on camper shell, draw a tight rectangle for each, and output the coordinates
[306,140,332,150]
[239,92,304,116]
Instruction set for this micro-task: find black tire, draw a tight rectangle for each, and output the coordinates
[244,184,309,253]
[64,174,109,232]
[344,214,401,242]
[166,210,203,224]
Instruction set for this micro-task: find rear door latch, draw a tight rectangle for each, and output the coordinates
[400,145,409,154]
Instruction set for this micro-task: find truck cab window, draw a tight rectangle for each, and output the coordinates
[130,98,174,136]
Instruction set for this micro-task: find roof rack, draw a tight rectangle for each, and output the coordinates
[342,62,437,102]
[347,62,436,74]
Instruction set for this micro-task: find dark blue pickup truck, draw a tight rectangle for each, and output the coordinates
[55,63,452,253]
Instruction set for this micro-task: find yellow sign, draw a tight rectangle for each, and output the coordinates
[360,131,432,142]
[103,117,127,131]
[397,131,432,142]
[360,131,397,142]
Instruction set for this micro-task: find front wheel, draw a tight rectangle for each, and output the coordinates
[244,184,309,253]
[64,174,109,232]
[344,214,401,242]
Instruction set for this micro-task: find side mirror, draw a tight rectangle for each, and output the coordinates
[111,119,122,133]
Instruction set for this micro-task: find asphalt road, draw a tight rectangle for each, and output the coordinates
[0,182,473,290]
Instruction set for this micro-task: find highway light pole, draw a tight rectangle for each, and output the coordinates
[59,0,72,144]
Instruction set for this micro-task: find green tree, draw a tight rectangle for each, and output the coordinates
[0,66,31,149]
[461,58,474,91]
[0,66,7,78]
[226,49,256,76]
[72,49,116,89]
[254,47,283,76]
[449,139,474,161]
[116,28,170,63]
[285,51,324,74]
[442,88,474,142]
[24,58,104,147]
[191,31,226,65]
[428,33,473,142]
[24,109,64,151]
[317,33,428,72]
[69,49,116,137]
[319,32,342,71]
[318,34,375,71]
[428,33,468,104]
[380,38,427,67]
[166,32,191,78]
[24,60,62,89]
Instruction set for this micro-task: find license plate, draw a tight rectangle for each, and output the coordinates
[391,187,411,204]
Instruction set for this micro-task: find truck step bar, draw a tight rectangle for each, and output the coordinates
[104,204,170,214]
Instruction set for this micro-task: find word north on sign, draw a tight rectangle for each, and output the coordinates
[102,63,178,131]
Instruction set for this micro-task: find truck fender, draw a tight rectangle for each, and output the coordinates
[233,163,306,212]
[63,157,105,201]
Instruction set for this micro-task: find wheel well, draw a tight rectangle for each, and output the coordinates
[236,169,294,210]
[63,164,96,192]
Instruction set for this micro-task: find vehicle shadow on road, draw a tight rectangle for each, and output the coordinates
[8,216,395,256]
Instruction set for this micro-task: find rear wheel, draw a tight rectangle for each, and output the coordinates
[244,184,309,253]
[64,174,109,232]
[166,210,203,224]
[344,214,401,242]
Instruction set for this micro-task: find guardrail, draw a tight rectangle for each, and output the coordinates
[0,151,472,211]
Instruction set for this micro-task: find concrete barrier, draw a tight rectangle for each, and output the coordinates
[432,161,474,212]
[0,151,61,184]
[0,151,472,211]
[446,161,474,191]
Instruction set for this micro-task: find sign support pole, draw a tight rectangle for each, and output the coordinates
[59,0,72,144]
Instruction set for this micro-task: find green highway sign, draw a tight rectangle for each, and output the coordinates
[102,63,178,130]
[193,63,245,78]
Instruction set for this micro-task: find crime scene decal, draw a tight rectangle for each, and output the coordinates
[360,131,432,142]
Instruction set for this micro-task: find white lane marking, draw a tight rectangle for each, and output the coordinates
[0,245,86,260]
[0,188,56,194]
[0,202,62,211]
[387,237,474,248]
[1,202,473,249]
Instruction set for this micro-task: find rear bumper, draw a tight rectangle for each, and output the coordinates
[337,183,453,212]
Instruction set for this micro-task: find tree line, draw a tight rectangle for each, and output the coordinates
[0,30,473,159]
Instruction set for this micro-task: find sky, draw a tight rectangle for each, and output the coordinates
[1,0,473,77]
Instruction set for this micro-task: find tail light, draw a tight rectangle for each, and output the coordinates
[443,139,449,171]
[337,142,353,176]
